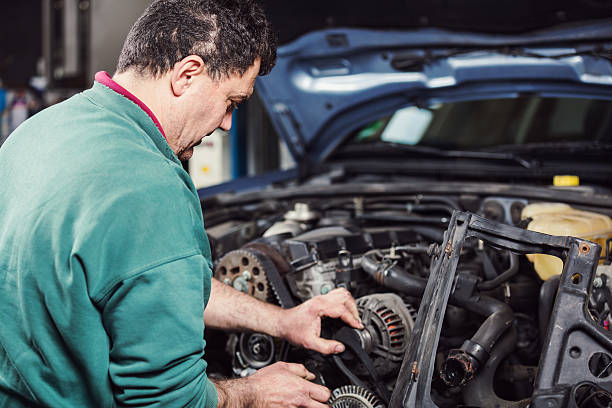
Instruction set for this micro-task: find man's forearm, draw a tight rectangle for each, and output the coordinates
[213,377,254,407]
[204,277,285,337]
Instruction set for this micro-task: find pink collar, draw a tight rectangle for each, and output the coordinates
[94,71,167,141]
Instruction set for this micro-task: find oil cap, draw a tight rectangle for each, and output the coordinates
[553,175,580,187]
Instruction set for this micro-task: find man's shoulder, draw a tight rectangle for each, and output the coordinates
[1,89,193,217]
[18,86,155,144]
[14,90,176,177]
[8,90,132,152]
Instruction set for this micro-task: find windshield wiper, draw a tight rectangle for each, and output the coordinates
[406,145,539,169]
[347,143,539,169]
[482,141,612,155]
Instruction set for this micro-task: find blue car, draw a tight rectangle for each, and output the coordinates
[200,20,612,408]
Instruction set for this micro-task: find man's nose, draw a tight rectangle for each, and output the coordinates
[220,112,232,131]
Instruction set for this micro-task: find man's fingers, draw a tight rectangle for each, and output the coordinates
[317,298,363,330]
[284,362,316,380]
[323,289,363,329]
[307,383,332,403]
[249,362,330,407]
[330,288,360,318]
[337,308,363,330]
[343,292,361,324]
[309,337,346,355]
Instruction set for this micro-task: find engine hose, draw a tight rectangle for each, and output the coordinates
[406,195,461,211]
[356,214,449,226]
[467,297,514,352]
[538,275,560,342]
[411,203,456,215]
[461,327,531,408]
[395,244,431,254]
[365,203,454,216]
[407,226,445,243]
[362,250,514,386]
[477,252,520,291]
[360,251,427,297]
[444,295,514,386]
[481,281,539,312]
[363,195,460,212]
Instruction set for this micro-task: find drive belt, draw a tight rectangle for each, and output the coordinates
[251,248,295,308]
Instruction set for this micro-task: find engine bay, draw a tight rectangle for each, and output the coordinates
[202,190,612,408]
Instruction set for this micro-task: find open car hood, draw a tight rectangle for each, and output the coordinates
[256,21,612,167]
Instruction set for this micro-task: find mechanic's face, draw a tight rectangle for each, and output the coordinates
[172,58,260,161]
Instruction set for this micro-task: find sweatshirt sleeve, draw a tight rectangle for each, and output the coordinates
[101,253,218,408]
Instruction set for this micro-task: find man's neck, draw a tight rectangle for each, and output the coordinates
[112,70,173,140]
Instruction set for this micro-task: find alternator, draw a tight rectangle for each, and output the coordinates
[355,293,415,377]
[328,385,385,408]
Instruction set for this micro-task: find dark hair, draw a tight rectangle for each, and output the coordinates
[116,0,276,79]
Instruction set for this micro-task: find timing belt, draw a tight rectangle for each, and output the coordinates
[252,248,297,362]
[250,248,295,309]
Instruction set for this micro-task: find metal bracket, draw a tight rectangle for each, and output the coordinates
[390,211,603,408]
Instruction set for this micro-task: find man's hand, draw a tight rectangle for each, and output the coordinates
[280,288,364,355]
[204,280,363,354]
[215,362,330,407]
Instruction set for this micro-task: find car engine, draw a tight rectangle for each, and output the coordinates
[202,192,612,408]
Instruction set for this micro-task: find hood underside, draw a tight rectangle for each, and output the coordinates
[256,22,612,166]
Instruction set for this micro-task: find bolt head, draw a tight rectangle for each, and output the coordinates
[594,277,604,288]
[427,243,440,257]
[233,277,248,293]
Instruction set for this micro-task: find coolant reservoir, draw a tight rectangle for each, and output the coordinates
[522,203,612,280]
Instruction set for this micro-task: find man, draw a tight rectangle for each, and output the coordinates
[0,79,6,143]
[0,1,363,406]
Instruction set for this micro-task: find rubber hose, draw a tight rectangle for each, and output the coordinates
[360,252,427,297]
[356,214,449,226]
[462,328,531,408]
[408,226,444,243]
[454,295,514,353]
[478,253,520,291]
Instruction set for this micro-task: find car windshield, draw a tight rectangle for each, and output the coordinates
[351,96,612,150]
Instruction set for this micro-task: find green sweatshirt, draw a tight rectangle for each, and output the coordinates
[0,79,218,407]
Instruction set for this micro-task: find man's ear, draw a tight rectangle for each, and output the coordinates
[170,55,206,97]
